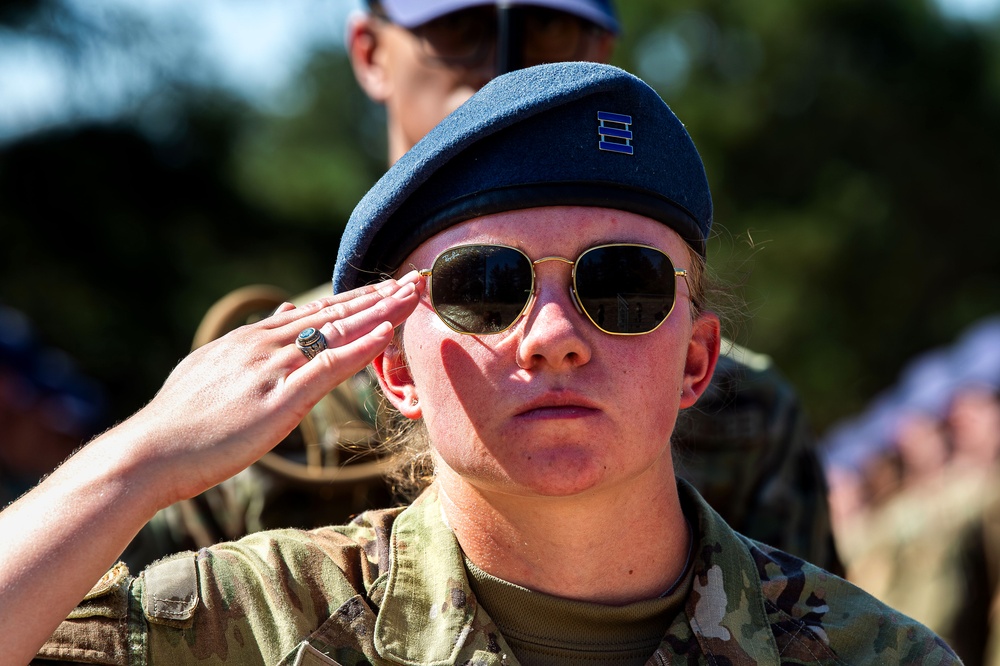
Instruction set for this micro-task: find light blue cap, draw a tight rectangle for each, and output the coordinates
[374,0,620,33]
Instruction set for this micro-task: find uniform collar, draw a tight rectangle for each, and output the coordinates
[375,484,479,665]
[675,477,782,662]
[373,480,783,665]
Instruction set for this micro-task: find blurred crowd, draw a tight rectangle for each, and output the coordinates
[822,315,1000,666]
[0,303,108,507]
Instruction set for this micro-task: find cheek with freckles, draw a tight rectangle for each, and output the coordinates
[419,339,494,438]
[401,314,505,470]
[612,312,694,441]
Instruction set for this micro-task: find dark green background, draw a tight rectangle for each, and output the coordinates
[2,0,998,442]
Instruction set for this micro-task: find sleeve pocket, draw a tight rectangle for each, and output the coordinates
[276,641,351,666]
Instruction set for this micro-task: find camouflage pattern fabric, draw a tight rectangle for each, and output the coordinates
[37,480,956,665]
[673,340,843,575]
[120,459,395,573]
[120,368,396,573]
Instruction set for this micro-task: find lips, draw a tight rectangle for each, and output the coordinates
[514,391,602,419]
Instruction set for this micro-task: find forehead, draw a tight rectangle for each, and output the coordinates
[403,206,688,267]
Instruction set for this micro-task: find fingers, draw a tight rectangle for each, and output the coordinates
[291,321,396,400]
[194,272,422,411]
[269,272,422,331]
[319,281,417,346]
[98,273,422,509]
[272,272,423,402]
[282,272,422,383]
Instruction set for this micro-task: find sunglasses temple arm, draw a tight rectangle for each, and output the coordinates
[568,287,586,316]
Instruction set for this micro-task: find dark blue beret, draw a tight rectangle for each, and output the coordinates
[334,61,711,295]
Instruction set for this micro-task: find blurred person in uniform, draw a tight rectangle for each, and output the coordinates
[948,386,1000,666]
[948,386,1000,470]
[941,324,1000,666]
[830,318,1000,665]
[842,396,1000,665]
[125,0,841,576]
[0,303,107,506]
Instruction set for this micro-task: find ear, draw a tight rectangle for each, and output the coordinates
[348,12,392,103]
[372,338,422,419]
[680,312,721,408]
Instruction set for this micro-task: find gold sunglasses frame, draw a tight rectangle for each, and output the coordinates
[419,243,689,336]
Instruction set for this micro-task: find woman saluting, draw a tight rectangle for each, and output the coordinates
[2,62,958,665]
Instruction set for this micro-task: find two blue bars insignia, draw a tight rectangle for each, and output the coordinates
[597,111,633,155]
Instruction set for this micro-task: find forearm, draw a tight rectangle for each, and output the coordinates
[0,277,421,662]
[0,423,162,663]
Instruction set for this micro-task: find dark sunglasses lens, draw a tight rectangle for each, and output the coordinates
[575,247,676,334]
[431,246,533,334]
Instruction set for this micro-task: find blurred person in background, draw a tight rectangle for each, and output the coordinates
[0,303,107,507]
[948,386,1000,470]
[125,0,841,577]
[824,315,1000,665]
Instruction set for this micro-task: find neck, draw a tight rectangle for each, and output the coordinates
[435,462,689,605]
[386,125,407,166]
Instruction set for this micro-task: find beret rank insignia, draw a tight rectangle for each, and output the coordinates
[597,111,633,155]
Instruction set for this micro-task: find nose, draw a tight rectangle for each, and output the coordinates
[515,265,592,371]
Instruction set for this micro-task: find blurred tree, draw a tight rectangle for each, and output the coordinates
[0,3,381,422]
[612,0,1000,429]
[229,49,386,227]
[0,99,351,419]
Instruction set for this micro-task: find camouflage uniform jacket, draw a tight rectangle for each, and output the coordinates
[37,480,958,666]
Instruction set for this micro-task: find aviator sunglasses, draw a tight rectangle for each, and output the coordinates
[418,243,690,336]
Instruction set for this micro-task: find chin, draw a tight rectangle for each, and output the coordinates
[503,445,613,497]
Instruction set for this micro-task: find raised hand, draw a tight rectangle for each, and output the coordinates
[131,272,422,505]
[0,272,422,662]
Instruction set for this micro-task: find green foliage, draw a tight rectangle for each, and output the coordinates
[612,0,1000,428]
[229,50,386,229]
